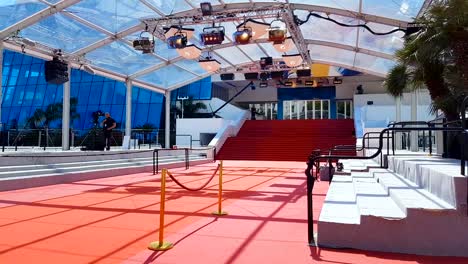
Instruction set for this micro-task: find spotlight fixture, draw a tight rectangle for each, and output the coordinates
[237,19,270,40]
[260,82,268,88]
[200,2,212,16]
[233,27,252,45]
[250,82,256,90]
[167,32,188,49]
[305,80,315,86]
[284,80,293,87]
[268,19,287,44]
[133,31,154,54]
[260,57,273,69]
[333,77,343,84]
[164,26,194,40]
[296,69,311,77]
[260,72,270,81]
[200,26,225,45]
[199,53,221,72]
[176,44,201,59]
[273,37,293,53]
[282,54,303,67]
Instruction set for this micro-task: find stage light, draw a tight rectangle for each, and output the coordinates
[260,57,273,69]
[333,77,343,84]
[133,30,155,54]
[260,82,268,88]
[297,69,311,77]
[260,72,270,81]
[200,2,212,16]
[282,54,303,67]
[305,80,315,86]
[199,57,221,72]
[164,26,194,40]
[233,27,252,45]
[237,19,270,40]
[167,33,187,49]
[200,26,225,45]
[273,37,293,53]
[268,19,287,44]
[176,44,201,59]
[284,80,293,87]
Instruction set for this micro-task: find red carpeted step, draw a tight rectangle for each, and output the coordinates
[216,120,356,162]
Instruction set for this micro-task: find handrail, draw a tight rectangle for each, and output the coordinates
[175,134,193,149]
[305,125,465,245]
[153,148,190,175]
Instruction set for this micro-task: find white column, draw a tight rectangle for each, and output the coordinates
[0,42,3,130]
[61,64,71,150]
[395,96,402,149]
[165,90,171,148]
[410,90,418,152]
[125,79,132,137]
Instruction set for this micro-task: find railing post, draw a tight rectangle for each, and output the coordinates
[305,159,315,245]
[148,168,173,251]
[392,130,395,155]
[429,124,433,155]
[212,161,228,216]
[423,130,426,152]
[38,131,42,148]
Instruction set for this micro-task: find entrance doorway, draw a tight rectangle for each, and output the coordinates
[283,100,330,120]
[248,102,278,120]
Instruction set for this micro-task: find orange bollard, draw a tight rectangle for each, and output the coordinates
[212,161,228,216]
[148,168,173,251]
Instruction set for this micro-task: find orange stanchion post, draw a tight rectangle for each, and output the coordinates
[212,160,228,216]
[148,168,173,251]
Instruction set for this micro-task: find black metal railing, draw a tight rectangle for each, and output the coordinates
[305,125,465,245]
[153,148,190,175]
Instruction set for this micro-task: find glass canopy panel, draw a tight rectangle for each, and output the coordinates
[20,13,107,53]
[358,22,404,54]
[354,53,395,75]
[66,0,160,33]
[210,53,232,68]
[215,46,252,65]
[298,11,359,46]
[44,0,61,3]
[308,44,355,66]
[137,65,196,88]
[85,41,163,75]
[174,59,208,75]
[187,0,222,6]
[258,43,285,58]
[362,0,425,22]
[237,44,267,62]
[0,1,48,31]
[144,0,192,15]
[289,0,359,11]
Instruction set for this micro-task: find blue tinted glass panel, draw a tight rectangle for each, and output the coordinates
[150,93,164,104]
[138,88,151,104]
[113,82,126,104]
[134,104,150,126]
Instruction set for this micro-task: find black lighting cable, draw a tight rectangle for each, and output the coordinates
[294,12,409,36]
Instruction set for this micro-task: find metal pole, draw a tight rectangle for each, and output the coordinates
[165,91,171,148]
[148,168,173,251]
[410,91,418,152]
[125,79,132,137]
[62,64,71,150]
[212,161,227,216]
[395,96,401,150]
[0,43,3,133]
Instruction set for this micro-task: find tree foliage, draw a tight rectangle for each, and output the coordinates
[384,0,468,120]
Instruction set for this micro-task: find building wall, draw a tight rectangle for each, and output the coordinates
[277,86,337,119]
[1,50,212,131]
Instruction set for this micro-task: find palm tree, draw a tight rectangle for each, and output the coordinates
[27,97,80,128]
[384,0,468,121]
[179,97,207,118]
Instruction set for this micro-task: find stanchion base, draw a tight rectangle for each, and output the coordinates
[212,211,228,216]
[148,241,173,251]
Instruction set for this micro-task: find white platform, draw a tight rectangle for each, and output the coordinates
[318,153,468,257]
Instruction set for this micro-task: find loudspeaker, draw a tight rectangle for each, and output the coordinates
[270,71,284,80]
[45,59,69,85]
[244,72,258,80]
[220,73,235,81]
[296,69,311,77]
[260,57,273,69]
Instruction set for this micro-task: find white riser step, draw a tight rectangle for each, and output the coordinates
[0,156,204,180]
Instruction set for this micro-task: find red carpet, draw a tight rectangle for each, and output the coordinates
[0,161,466,263]
[217,120,356,162]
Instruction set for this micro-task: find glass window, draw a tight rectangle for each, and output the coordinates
[112,82,126,105]
[138,88,151,104]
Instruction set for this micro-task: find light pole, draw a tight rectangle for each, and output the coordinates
[177,96,189,118]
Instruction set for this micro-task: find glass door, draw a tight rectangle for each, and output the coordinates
[282,100,330,120]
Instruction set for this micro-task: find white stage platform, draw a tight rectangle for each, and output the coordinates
[318,152,468,257]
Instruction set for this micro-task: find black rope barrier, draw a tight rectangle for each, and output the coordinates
[166,164,220,192]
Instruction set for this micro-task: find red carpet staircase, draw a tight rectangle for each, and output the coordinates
[216,120,356,162]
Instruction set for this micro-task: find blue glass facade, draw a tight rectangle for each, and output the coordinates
[1,50,212,131]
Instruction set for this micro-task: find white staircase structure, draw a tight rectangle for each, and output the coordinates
[318,154,468,257]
